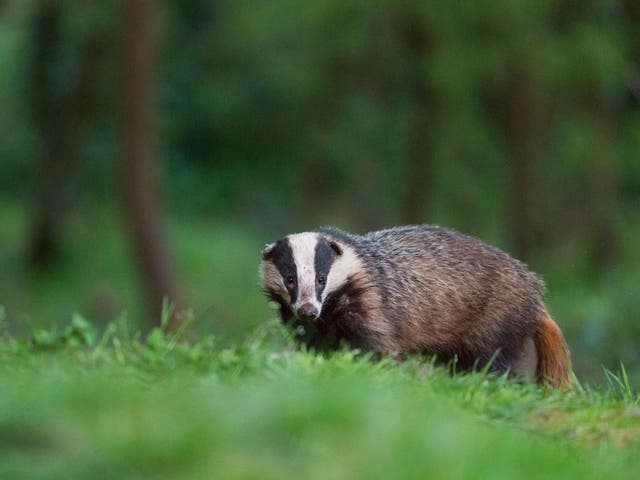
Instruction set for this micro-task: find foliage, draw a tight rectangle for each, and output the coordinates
[0,1,639,384]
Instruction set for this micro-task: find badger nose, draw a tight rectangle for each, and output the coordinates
[297,303,319,320]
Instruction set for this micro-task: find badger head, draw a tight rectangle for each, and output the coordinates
[259,232,354,321]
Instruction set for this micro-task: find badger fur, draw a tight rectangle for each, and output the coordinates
[259,225,572,387]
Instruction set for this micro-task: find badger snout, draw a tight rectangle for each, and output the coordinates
[297,303,319,320]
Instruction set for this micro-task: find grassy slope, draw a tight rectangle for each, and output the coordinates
[1,320,639,479]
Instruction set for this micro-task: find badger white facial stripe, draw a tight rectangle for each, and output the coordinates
[259,261,291,303]
[259,237,297,303]
[322,243,361,302]
[288,233,321,313]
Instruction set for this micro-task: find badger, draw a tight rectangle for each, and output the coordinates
[259,225,572,387]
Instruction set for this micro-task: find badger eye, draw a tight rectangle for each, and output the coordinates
[286,275,295,286]
[317,275,326,285]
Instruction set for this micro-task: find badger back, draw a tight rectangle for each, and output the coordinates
[356,225,546,369]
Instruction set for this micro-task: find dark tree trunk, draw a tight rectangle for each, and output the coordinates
[121,0,181,329]
[401,88,433,224]
[28,1,103,269]
[400,17,434,225]
[28,1,65,269]
[29,0,62,268]
[501,68,542,261]
[587,114,619,272]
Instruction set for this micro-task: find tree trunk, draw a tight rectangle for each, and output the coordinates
[401,88,433,224]
[28,0,64,268]
[501,68,542,261]
[121,0,181,329]
[28,1,103,269]
[400,17,434,225]
[587,114,619,272]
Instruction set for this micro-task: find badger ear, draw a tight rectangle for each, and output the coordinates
[261,242,276,260]
[328,240,343,256]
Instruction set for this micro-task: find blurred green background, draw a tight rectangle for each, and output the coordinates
[1,0,639,386]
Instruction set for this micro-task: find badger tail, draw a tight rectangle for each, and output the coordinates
[534,314,572,388]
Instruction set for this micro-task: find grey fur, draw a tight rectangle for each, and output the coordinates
[261,224,565,379]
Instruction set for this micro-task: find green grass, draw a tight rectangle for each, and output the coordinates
[1,317,639,479]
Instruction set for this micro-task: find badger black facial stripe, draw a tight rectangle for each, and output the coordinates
[269,238,298,304]
[314,238,337,301]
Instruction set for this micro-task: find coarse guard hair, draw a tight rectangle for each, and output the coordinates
[259,225,572,388]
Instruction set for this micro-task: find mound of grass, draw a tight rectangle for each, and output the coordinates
[1,316,639,479]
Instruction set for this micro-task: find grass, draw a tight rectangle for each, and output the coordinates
[1,200,640,477]
[1,316,639,479]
